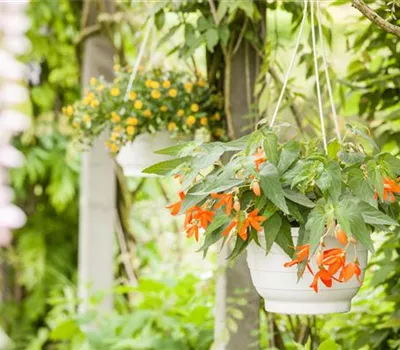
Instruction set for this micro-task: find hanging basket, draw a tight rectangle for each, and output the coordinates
[246,227,368,315]
[116,131,176,177]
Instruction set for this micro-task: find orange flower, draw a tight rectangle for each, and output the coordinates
[318,248,346,276]
[192,207,215,229]
[166,192,185,216]
[238,209,266,240]
[251,181,261,196]
[253,147,266,171]
[339,262,362,283]
[375,177,400,203]
[211,192,233,215]
[336,229,348,245]
[222,220,238,236]
[284,244,310,268]
[186,224,200,242]
[173,174,183,184]
[310,269,333,293]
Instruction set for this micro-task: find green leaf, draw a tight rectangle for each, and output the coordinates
[316,161,342,201]
[142,156,192,176]
[205,28,219,52]
[198,214,230,257]
[305,206,327,256]
[336,199,374,252]
[263,132,279,165]
[359,202,398,226]
[158,24,180,47]
[283,189,316,208]
[347,167,376,207]
[275,218,294,258]
[262,213,282,254]
[278,140,300,174]
[367,160,384,199]
[327,139,341,159]
[318,339,340,350]
[154,9,165,30]
[259,163,289,214]
[155,141,200,156]
[339,151,365,164]
[227,235,252,260]
[224,134,251,150]
[191,178,243,195]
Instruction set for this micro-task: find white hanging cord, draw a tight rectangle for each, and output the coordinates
[123,21,152,102]
[270,0,308,127]
[316,2,342,143]
[310,1,328,154]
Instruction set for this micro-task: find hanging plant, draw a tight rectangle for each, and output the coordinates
[144,124,400,313]
[63,66,226,154]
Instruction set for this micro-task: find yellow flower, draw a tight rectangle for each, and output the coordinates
[160,105,168,112]
[64,105,73,117]
[197,79,206,87]
[110,87,120,97]
[128,91,137,100]
[200,117,208,126]
[134,100,143,109]
[214,128,225,137]
[127,117,139,126]
[151,90,161,99]
[72,121,80,128]
[90,99,100,108]
[212,112,221,121]
[96,84,104,92]
[145,79,152,88]
[111,112,121,123]
[150,81,160,89]
[113,64,121,72]
[168,122,177,131]
[177,109,185,117]
[186,115,196,126]
[114,125,122,133]
[110,132,118,141]
[168,88,177,97]
[83,114,91,124]
[143,109,152,118]
[109,144,119,153]
[185,82,193,92]
[190,103,199,112]
[127,126,136,136]
[83,92,95,105]
[163,80,171,89]
[90,77,97,86]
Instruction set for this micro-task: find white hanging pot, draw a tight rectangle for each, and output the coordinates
[247,227,368,315]
[116,131,176,177]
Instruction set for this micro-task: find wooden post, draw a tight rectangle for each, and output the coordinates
[78,0,116,313]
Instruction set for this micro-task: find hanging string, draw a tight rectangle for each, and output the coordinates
[316,2,342,143]
[310,1,328,154]
[270,0,308,127]
[123,21,152,102]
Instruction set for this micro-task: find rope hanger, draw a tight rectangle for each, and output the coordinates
[270,0,342,153]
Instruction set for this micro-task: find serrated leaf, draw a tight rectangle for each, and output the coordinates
[305,206,327,256]
[283,189,316,208]
[339,151,365,164]
[275,218,294,258]
[359,202,398,227]
[198,214,230,257]
[278,140,300,174]
[155,141,200,156]
[259,163,289,214]
[347,167,376,207]
[263,132,278,165]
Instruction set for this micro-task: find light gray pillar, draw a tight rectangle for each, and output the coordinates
[78,0,116,312]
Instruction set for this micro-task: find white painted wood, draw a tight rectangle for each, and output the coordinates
[78,0,116,313]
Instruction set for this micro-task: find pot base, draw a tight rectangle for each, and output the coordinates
[265,300,351,315]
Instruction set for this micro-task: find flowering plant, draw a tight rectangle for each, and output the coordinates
[144,124,400,292]
[63,67,225,153]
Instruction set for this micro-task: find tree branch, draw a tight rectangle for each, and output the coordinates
[352,0,400,37]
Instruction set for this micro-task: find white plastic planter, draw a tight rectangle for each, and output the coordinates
[116,131,176,177]
[247,227,368,315]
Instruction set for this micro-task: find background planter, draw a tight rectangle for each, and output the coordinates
[116,131,176,177]
[247,228,368,315]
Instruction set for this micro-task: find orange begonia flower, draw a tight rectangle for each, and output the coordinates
[310,269,333,293]
[318,248,346,276]
[222,220,238,236]
[375,177,400,203]
[253,147,266,172]
[284,244,310,268]
[339,262,362,283]
[211,192,233,215]
[238,209,266,240]
[166,191,185,216]
[192,207,215,229]
[186,224,200,242]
